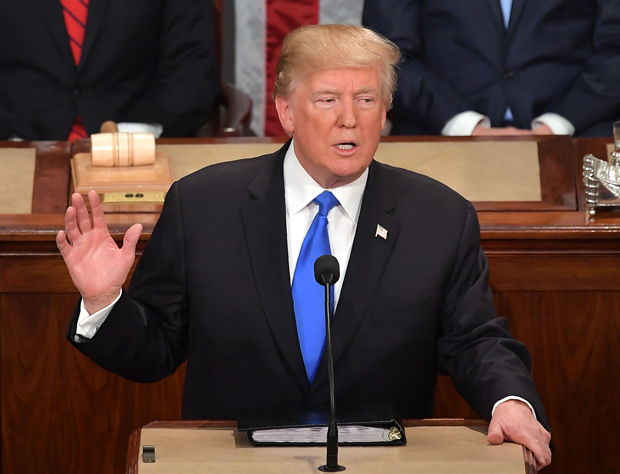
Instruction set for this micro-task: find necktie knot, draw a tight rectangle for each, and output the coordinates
[314,191,339,217]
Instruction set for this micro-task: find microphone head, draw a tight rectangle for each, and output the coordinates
[314,255,340,286]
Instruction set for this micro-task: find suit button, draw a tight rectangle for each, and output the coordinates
[74,89,82,97]
[503,70,515,80]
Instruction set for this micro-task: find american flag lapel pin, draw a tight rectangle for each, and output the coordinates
[375,224,388,240]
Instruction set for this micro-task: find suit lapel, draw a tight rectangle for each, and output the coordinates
[308,161,399,395]
[38,0,75,67]
[241,141,310,392]
[80,0,111,69]
[506,0,526,38]
[485,0,506,32]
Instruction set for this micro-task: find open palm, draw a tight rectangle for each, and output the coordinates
[57,191,142,314]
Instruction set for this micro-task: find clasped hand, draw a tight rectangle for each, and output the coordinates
[56,191,142,314]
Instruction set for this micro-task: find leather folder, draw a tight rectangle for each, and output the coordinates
[237,404,406,446]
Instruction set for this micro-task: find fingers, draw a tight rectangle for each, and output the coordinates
[486,419,505,445]
[64,204,82,243]
[121,223,143,258]
[88,190,109,231]
[72,192,92,234]
[503,127,534,136]
[509,421,551,469]
[523,447,536,473]
[56,230,70,255]
[529,428,552,470]
[473,125,533,136]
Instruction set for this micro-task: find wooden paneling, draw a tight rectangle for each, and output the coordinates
[495,291,620,474]
[0,293,186,474]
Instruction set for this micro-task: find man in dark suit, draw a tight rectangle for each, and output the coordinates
[363,0,620,137]
[0,0,219,140]
[58,24,551,469]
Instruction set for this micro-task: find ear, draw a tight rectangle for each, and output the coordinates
[275,95,295,135]
[380,106,387,131]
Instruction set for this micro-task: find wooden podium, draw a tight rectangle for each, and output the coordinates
[126,419,534,474]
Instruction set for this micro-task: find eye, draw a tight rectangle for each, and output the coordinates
[357,96,376,106]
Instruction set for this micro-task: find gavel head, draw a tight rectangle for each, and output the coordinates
[90,132,156,167]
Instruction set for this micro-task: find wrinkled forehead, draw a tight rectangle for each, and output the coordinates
[288,65,383,97]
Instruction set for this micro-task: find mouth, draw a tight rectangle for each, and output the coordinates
[335,142,357,151]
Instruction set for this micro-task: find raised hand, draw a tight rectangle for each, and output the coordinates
[56,191,143,314]
[488,400,552,470]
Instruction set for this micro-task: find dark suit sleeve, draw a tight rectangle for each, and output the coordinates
[549,0,620,135]
[0,109,34,140]
[118,0,220,137]
[0,91,36,139]
[436,203,549,428]
[66,182,190,382]
[362,0,476,134]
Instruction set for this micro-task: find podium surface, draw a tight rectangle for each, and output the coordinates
[127,421,530,474]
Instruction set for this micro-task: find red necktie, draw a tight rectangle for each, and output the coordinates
[61,0,90,141]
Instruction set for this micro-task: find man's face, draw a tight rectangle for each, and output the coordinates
[275,67,387,189]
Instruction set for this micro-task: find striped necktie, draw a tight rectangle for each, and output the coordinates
[60,0,90,141]
[292,191,340,384]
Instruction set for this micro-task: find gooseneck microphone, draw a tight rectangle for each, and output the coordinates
[314,255,345,472]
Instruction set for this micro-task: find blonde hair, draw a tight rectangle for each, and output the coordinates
[273,24,401,109]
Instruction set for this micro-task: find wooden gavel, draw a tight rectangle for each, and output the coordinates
[91,121,156,167]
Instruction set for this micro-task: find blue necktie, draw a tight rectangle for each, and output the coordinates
[292,191,340,383]
[499,0,512,28]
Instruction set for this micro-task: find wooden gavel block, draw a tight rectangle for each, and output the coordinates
[91,132,156,167]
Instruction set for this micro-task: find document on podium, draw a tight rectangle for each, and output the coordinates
[237,404,406,446]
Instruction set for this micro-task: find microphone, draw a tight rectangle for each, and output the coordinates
[314,254,340,286]
[314,255,345,472]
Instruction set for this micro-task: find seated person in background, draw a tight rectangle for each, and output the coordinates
[363,0,620,137]
[58,24,552,470]
[0,0,219,141]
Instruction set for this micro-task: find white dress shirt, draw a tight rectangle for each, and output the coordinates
[284,141,367,309]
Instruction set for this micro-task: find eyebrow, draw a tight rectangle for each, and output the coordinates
[310,87,380,98]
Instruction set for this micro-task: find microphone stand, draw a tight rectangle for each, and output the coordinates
[318,266,345,472]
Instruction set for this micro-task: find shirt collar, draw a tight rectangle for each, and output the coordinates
[283,139,368,222]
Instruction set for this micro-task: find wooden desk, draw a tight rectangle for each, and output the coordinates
[0,137,618,474]
[125,419,533,474]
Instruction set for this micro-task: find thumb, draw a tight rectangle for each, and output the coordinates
[121,223,143,256]
[487,419,505,445]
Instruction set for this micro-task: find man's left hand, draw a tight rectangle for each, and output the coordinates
[488,400,552,470]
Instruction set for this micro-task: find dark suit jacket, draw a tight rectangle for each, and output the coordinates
[67,141,548,428]
[0,0,219,140]
[363,0,620,137]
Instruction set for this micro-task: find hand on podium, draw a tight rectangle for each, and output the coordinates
[56,191,142,314]
[488,400,552,470]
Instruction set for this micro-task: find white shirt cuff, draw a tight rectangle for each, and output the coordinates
[492,396,537,420]
[532,113,575,136]
[442,111,490,136]
[116,122,163,138]
[76,290,122,339]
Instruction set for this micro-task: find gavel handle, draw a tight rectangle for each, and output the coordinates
[100,121,119,133]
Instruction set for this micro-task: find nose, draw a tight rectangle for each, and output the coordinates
[337,97,357,128]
